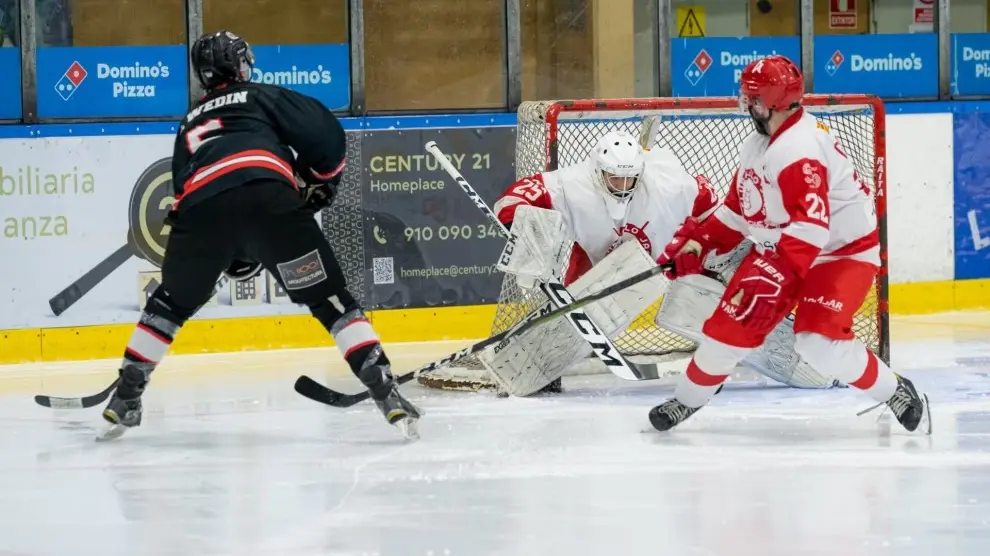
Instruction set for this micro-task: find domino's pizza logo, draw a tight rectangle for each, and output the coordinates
[684,49,713,86]
[55,61,88,101]
[824,50,845,77]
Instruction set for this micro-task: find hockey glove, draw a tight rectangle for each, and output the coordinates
[301,183,338,213]
[728,254,797,331]
[657,217,707,279]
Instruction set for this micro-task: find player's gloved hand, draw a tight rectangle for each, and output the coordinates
[301,182,338,213]
[657,217,706,279]
[728,254,797,330]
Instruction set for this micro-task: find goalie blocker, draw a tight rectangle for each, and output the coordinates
[483,206,837,396]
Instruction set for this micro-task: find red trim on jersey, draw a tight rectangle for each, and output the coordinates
[776,158,830,227]
[496,174,554,224]
[826,230,880,258]
[563,244,593,286]
[691,174,720,218]
[685,359,729,387]
[850,349,879,390]
[311,158,346,180]
[768,108,805,146]
[176,149,296,207]
[776,234,823,278]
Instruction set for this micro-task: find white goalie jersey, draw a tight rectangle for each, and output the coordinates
[494,147,720,286]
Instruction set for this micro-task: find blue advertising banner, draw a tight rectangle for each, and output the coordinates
[671,37,800,97]
[0,48,21,119]
[814,34,937,98]
[251,44,350,111]
[951,33,990,96]
[37,46,188,119]
[953,112,990,279]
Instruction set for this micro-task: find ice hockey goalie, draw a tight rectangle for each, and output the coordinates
[484,128,838,397]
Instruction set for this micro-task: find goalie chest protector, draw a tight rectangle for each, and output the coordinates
[545,149,701,265]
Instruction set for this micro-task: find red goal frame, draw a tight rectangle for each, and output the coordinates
[539,95,890,364]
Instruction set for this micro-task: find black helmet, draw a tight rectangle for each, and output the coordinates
[191,31,255,90]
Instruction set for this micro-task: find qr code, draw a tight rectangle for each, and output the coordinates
[373,257,394,285]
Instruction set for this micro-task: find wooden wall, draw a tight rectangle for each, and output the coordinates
[70,0,349,47]
[71,0,185,46]
[749,0,799,36]
[748,0,870,36]
[363,0,505,110]
[521,0,593,101]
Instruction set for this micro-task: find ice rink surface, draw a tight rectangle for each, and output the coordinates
[1,312,990,556]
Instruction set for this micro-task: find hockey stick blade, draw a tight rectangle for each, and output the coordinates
[294,262,721,408]
[34,378,119,410]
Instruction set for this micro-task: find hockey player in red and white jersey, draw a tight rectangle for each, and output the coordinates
[651,55,931,433]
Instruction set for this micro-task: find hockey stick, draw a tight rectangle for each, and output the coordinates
[424,141,654,382]
[36,277,230,410]
[294,258,712,408]
[34,378,119,409]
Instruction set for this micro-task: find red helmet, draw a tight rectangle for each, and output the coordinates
[739,55,803,113]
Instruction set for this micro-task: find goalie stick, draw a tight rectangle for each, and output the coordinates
[424,141,651,382]
[294,259,722,408]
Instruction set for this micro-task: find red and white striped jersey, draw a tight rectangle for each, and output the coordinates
[494,147,719,285]
[710,109,879,276]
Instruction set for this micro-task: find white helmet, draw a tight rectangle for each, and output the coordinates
[593,130,644,200]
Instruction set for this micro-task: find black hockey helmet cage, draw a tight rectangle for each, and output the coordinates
[191,31,255,90]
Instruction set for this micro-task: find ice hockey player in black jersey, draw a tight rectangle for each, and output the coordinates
[100,30,422,440]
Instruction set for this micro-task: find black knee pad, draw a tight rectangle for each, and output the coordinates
[142,287,192,337]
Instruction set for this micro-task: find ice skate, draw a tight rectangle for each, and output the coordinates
[359,364,423,440]
[859,374,931,434]
[97,366,148,441]
[648,399,702,432]
[373,387,423,441]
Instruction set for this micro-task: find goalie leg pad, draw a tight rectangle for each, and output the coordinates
[479,317,589,397]
[569,239,668,338]
[480,240,666,397]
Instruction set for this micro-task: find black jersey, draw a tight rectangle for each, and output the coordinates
[171,82,346,211]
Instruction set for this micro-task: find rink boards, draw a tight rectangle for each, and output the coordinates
[2,101,990,363]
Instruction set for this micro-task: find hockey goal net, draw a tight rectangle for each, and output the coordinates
[419,95,889,392]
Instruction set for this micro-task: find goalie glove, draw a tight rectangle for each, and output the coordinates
[727,253,798,331]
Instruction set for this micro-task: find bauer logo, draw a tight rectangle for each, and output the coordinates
[54,61,87,101]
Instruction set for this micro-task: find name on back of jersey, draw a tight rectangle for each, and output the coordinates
[186,91,250,122]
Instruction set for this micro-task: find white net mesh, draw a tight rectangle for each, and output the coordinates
[417,96,888,392]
